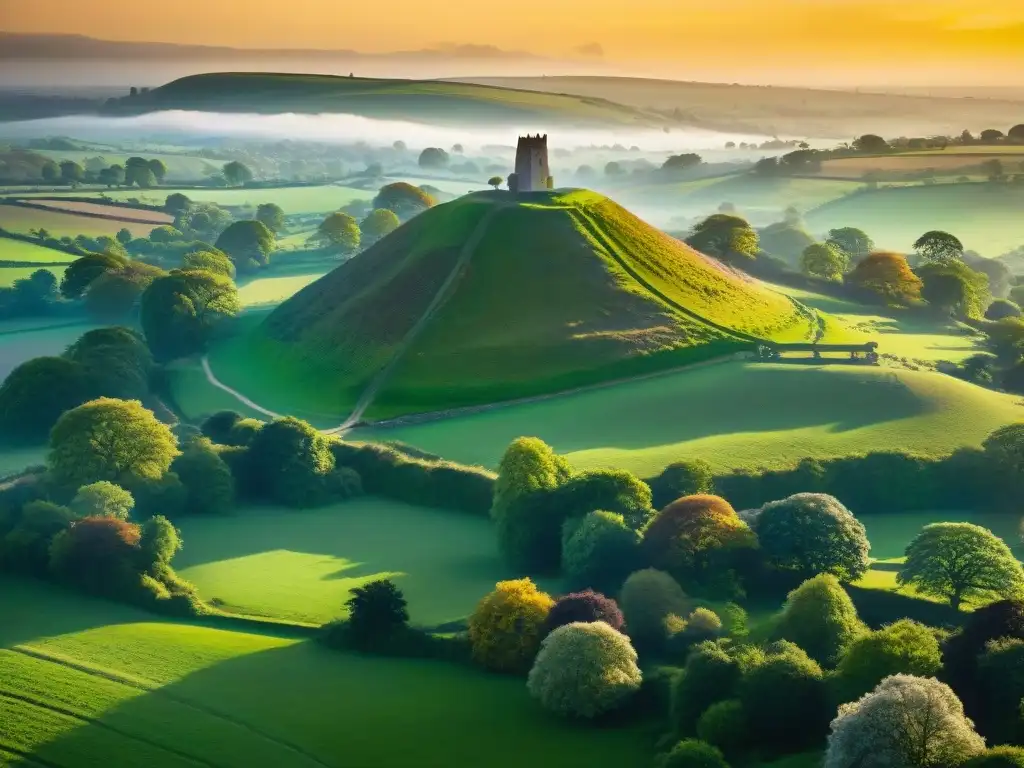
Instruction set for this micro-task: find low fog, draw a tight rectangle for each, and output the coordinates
[0,110,774,154]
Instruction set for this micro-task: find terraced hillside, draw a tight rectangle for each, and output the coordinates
[102,73,665,127]
[210,190,820,421]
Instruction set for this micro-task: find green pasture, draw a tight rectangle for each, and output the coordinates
[0,265,66,288]
[353,362,1023,478]
[0,320,97,380]
[175,498,556,626]
[764,283,985,363]
[237,273,327,308]
[165,359,272,424]
[804,182,1024,256]
[0,578,653,768]
[0,239,75,264]
[0,205,155,239]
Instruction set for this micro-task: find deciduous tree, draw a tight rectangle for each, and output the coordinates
[898,522,1024,609]
[70,481,134,520]
[846,251,922,305]
[140,269,240,361]
[359,208,400,243]
[775,574,866,667]
[214,220,275,272]
[686,214,759,263]
[255,203,285,233]
[468,578,554,673]
[915,230,965,265]
[834,619,942,701]
[802,242,847,281]
[222,161,253,186]
[313,212,361,254]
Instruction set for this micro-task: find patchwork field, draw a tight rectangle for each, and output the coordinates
[804,182,1024,256]
[175,498,557,627]
[0,205,156,239]
[82,185,375,215]
[0,579,654,768]
[352,362,1023,478]
[0,239,75,264]
[23,199,173,224]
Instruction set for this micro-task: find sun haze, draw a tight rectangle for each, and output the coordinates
[4,0,1024,85]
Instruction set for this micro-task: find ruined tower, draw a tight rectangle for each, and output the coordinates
[509,134,553,193]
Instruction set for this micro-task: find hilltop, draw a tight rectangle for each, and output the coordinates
[100,72,666,127]
[208,190,821,422]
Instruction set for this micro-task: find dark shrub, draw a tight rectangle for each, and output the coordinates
[656,739,730,768]
[561,510,641,594]
[696,700,747,757]
[345,578,409,650]
[171,438,235,515]
[201,410,244,444]
[247,417,336,507]
[650,460,715,509]
[49,515,141,594]
[542,590,624,637]
[0,357,96,444]
[670,641,740,733]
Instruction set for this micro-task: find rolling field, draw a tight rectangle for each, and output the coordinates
[818,152,1024,179]
[353,362,1023,478]
[0,239,75,264]
[0,205,157,239]
[237,273,327,308]
[80,185,375,215]
[804,183,1024,256]
[174,498,556,626]
[0,320,97,380]
[0,579,653,768]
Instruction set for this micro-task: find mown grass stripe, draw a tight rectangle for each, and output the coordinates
[0,691,216,768]
[9,646,332,768]
[0,743,63,768]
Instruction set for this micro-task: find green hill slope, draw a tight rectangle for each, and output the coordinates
[353,362,1024,478]
[102,73,664,127]
[209,190,818,421]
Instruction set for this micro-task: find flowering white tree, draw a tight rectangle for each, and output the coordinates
[825,675,984,768]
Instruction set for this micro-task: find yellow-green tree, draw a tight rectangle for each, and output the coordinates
[468,578,554,673]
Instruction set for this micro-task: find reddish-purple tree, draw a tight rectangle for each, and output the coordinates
[542,590,625,636]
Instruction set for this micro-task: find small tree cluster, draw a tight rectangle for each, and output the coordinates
[468,578,554,673]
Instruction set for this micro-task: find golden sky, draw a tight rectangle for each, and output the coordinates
[5,0,1024,84]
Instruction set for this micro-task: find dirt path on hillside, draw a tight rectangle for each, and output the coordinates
[200,202,511,432]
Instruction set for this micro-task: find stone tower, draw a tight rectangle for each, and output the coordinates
[509,134,552,193]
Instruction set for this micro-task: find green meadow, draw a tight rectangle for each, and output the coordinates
[0,265,66,288]
[353,362,1023,477]
[89,184,374,215]
[0,579,654,768]
[0,205,155,239]
[0,239,75,264]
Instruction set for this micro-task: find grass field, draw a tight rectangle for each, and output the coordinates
[237,273,328,308]
[78,185,375,215]
[805,182,1024,256]
[209,190,820,422]
[0,578,654,768]
[23,200,173,224]
[175,498,557,626]
[764,283,984,363]
[0,265,66,288]
[0,320,96,380]
[0,239,75,264]
[353,362,1023,477]
[818,153,1024,179]
[0,205,157,239]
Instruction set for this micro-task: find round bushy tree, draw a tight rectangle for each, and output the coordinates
[491,436,571,571]
[70,481,134,521]
[372,182,437,219]
[170,438,235,516]
[825,675,984,768]
[468,578,554,673]
[360,208,400,243]
[561,510,641,593]
[137,514,181,573]
[246,417,336,507]
[649,460,715,510]
[183,249,235,278]
[898,522,1024,610]
[977,637,1024,742]
[847,251,922,305]
[0,357,96,444]
[141,269,240,362]
[527,621,642,718]
[642,495,755,590]
[834,619,942,701]
[670,641,740,733]
[49,515,141,593]
[255,203,285,234]
[752,493,870,581]
[215,220,275,272]
[344,578,409,649]
[802,242,848,281]
[775,574,865,667]
[64,326,153,403]
[697,700,747,756]
[60,252,126,299]
[619,568,689,648]
[987,299,1022,321]
[49,398,179,489]
[657,739,730,768]
[542,590,624,636]
[314,212,361,253]
[740,641,829,751]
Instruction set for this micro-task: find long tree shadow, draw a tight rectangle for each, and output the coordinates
[25,639,656,768]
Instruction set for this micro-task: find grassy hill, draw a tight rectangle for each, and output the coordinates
[352,362,1023,478]
[102,73,666,127]
[209,190,821,422]
[804,182,1024,256]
